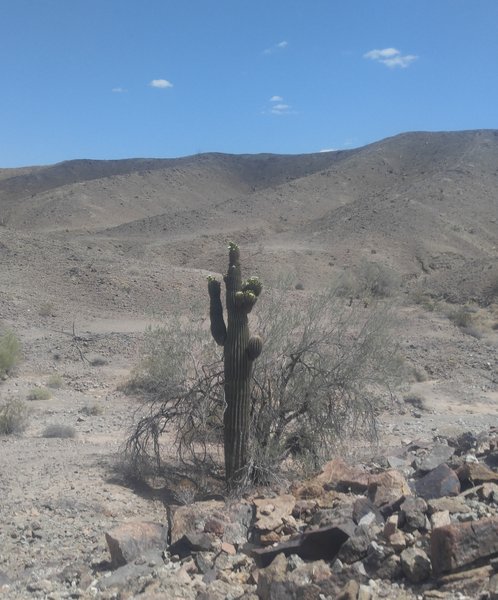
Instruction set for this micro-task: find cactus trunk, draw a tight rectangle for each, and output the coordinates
[208,243,262,488]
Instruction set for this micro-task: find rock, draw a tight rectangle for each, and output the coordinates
[400,496,428,531]
[456,462,498,486]
[387,530,407,552]
[311,505,354,529]
[252,523,351,567]
[383,514,399,538]
[367,470,411,506]
[427,496,470,515]
[375,554,403,580]
[437,565,492,598]
[170,500,224,544]
[318,457,370,493]
[415,444,455,472]
[221,541,236,555]
[489,572,498,600]
[105,521,168,568]
[430,510,451,530]
[338,524,373,564]
[363,540,395,576]
[431,517,498,575]
[353,497,384,525]
[479,482,498,502]
[169,531,219,558]
[400,547,431,583]
[415,463,461,500]
[256,553,336,600]
[253,494,296,532]
[197,579,245,600]
[336,579,360,600]
[170,500,252,546]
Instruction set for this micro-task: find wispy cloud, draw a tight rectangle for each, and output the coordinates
[264,95,295,115]
[363,47,418,68]
[263,40,288,55]
[149,79,174,89]
[319,148,337,153]
[112,87,126,93]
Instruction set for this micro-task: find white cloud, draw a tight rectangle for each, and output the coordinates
[263,40,289,55]
[271,103,293,115]
[112,87,126,93]
[363,47,418,68]
[319,148,337,153]
[149,79,173,89]
[270,95,283,102]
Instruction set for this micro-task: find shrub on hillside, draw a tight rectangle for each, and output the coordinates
[42,423,76,438]
[0,329,21,377]
[0,399,29,434]
[27,387,51,401]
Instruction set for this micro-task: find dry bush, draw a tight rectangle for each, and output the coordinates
[47,373,64,389]
[0,329,21,377]
[81,403,103,416]
[42,423,76,438]
[27,386,51,401]
[0,398,29,434]
[125,285,402,488]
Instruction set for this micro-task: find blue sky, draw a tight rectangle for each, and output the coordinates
[1,1,497,167]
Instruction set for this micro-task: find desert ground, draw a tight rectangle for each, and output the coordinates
[1,130,498,598]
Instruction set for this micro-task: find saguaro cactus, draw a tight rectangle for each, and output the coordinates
[208,242,263,487]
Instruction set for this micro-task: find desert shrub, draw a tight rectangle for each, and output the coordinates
[356,261,400,298]
[403,394,428,411]
[0,329,21,377]
[448,306,473,329]
[0,398,29,434]
[27,386,51,401]
[47,374,64,389]
[42,423,76,438]
[125,284,401,488]
[81,403,103,416]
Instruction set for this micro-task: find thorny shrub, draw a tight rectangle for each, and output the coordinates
[125,283,402,489]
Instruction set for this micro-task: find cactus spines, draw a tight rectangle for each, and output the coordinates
[208,243,263,488]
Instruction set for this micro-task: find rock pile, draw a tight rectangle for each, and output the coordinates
[7,428,497,599]
[90,427,498,599]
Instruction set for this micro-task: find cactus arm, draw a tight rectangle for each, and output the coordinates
[207,277,227,346]
[247,335,263,360]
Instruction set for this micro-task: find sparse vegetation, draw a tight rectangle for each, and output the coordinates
[0,398,29,434]
[42,423,76,438]
[403,394,428,411]
[47,373,64,389]
[448,306,473,329]
[0,329,21,377]
[125,246,401,491]
[336,261,400,300]
[81,403,104,416]
[27,386,52,401]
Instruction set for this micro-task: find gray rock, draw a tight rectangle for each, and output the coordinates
[414,463,460,500]
[105,521,168,568]
[338,524,372,564]
[400,496,428,531]
[414,444,454,472]
[400,546,431,583]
